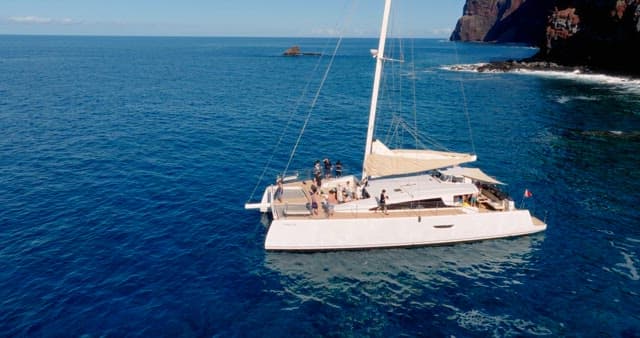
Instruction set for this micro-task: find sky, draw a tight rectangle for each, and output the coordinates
[0,0,466,38]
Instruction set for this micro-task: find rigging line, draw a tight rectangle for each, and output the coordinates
[375,5,398,141]
[409,38,418,150]
[377,56,401,139]
[284,37,343,176]
[389,2,417,150]
[395,38,403,135]
[452,41,477,155]
[395,117,453,151]
[247,36,339,202]
[247,64,324,202]
[385,115,400,146]
[398,119,430,149]
[282,0,358,177]
[383,110,400,145]
[379,66,393,138]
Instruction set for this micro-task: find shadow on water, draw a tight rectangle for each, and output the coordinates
[260,236,553,336]
[265,236,541,284]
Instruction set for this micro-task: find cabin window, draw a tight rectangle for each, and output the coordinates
[387,198,447,210]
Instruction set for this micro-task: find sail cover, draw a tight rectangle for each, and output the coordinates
[364,140,476,177]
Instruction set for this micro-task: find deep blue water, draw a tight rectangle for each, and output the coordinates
[1,35,640,337]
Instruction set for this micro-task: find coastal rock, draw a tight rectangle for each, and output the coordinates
[283,45,321,57]
[538,1,640,75]
[472,60,586,73]
[283,45,302,56]
[451,0,640,76]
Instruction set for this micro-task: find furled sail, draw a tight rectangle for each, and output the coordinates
[364,140,476,177]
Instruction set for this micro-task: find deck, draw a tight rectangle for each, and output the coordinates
[272,177,512,221]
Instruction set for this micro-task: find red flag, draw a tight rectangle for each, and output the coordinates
[524,189,532,198]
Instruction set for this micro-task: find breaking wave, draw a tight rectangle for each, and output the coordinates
[445,63,640,95]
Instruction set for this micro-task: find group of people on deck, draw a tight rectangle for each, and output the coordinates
[307,183,386,217]
[276,158,390,217]
[455,193,478,207]
[307,180,365,217]
[312,158,343,188]
[305,158,375,217]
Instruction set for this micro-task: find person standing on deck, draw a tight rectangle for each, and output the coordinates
[323,158,332,178]
[345,181,354,200]
[335,160,343,177]
[314,171,322,188]
[377,189,389,214]
[313,160,321,177]
[274,176,283,202]
[360,178,370,199]
[326,189,338,217]
[309,187,319,216]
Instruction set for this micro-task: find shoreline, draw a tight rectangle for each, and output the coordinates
[453,59,640,80]
[446,60,640,91]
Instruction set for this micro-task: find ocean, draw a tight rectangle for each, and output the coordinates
[1,35,639,337]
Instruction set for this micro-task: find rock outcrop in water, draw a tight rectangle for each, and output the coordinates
[451,0,640,76]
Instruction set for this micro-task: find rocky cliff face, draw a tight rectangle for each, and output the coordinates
[451,0,640,76]
[450,0,554,43]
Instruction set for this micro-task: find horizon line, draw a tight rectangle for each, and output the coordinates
[0,32,454,40]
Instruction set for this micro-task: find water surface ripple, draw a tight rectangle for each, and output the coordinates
[1,36,639,337]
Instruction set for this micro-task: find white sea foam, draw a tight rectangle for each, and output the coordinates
[455,309,552,336]
[555,96,570,104]
[445,63,640,95]
[516,68,640,88]
[442,63,488,73]
[554,95,598,104]
[614,252,640,281]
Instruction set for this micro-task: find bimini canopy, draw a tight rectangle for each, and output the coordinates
[364,140,476,177]
[439,166,505,185]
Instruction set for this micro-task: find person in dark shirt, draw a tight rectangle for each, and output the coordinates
[323,158,332,178]
[274,176,283,202]
[377,189,389,214]
[335,160,343,177]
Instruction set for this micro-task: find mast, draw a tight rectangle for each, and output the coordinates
[363,0,392,178]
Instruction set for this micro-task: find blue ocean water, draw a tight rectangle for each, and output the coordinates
[1,35,639,337]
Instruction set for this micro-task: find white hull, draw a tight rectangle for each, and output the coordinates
[265,209,546,251]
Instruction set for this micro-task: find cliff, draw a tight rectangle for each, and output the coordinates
[451,0,640,76]
[450,0,554,43]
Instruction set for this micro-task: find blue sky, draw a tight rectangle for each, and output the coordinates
[0,0,465,37]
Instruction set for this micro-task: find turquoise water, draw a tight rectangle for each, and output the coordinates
[1,36,639,336]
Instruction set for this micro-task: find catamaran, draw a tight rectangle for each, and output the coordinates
[245,0,547,251]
